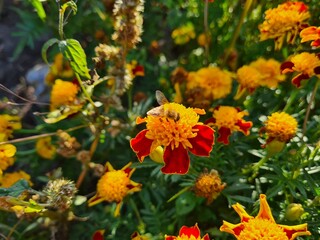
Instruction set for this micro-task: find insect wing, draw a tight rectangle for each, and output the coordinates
[155,90,169,105]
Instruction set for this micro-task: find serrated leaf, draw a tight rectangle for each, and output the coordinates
[41,38,59,64]
[59,39,90,80]
[28,0,46,21]
[0,180,31,197]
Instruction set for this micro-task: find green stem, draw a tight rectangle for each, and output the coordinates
[283,88,299,112]
[302,78,320,136]
[75,72,96,108]
[203,0,209,66]
[222,0,253,65]
[58,8,64,40]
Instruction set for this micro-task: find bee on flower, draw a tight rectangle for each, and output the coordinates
[220,194,311,240]
[165,223,210,240]
[88,162,142,217]
[130,91,215,174]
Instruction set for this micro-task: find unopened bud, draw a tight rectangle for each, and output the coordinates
[285,203,304,221]
[149,146,164,163]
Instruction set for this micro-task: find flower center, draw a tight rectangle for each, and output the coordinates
[145,103,200,150]
[213,107,245,130]
[238,218,288,240]
[97,170,130,203]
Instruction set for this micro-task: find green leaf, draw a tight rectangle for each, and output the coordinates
[59,39,91,80]
[0,180,31,197]
[175,192,196,216]
[61,0,77,15]
[41,38,59,64]
[28,0,46,21]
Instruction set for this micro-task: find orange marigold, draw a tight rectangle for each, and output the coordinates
[206,106,252,145]
[300,26,320,48]
[50,79,79,111]
[0,144,16,171]
[220,194,311,240]
[88,162,142,217]
[165,223,210,240]
[281,52,320,88]
[259,1,310,50]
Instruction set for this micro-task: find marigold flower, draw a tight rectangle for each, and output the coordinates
[165,223,210,240]
[0,144,16,171]
[172,22,196,45]
[259,1,310,50]
[281,52,320,88]
[187,67,233,101]
[206,106,252,145]
[36,137,56,160]
[250,58,286,88]
[300,26,320,47]
[220,194,311,240]
[261,112,298,147]
[130,94,214,174]
[0,170,33,188]
[235,65,263,99]
[0,114,21,142]
[88,162,142,217]
[50,79,79,111]
[194,169,226,204]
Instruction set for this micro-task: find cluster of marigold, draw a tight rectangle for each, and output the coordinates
[1,1,320,239]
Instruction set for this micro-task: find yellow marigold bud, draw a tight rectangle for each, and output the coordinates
[149,146,164,164]
[285,203,304,221]
[194,169,226,204]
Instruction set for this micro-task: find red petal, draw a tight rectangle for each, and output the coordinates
[236,119,252,135]
[292,73,310,88]
[92,230,105,240]
[312,39,320,47]
[314,66,320,74]
[188,125,214,156]
[217,127,231,145]
[205,117,216,125]
[164,236,176,240]
[280,61,294,74]
[161,144,189,174]
[130,129,153,162]
[179,224,200,238]
[203,234,211,240]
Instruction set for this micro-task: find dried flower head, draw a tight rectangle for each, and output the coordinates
[57,130,81,158]
[43,179,77,211]
[194,169,226,204]
[259,2,310,50]
[220,194,311,240]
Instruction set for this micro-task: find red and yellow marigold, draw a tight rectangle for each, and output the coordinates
[300,26,320,48]
[130,100,214,174]
[220,194,311,240]
[259,1,310,50]
[206,106,252,145]
[281,52,320,88]
[165,223,210,240]
[88,162,141,217]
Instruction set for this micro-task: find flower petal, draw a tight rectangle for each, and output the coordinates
[179,224,201,238]
[256,194,275,222]
[280,223,311,240]
[292,73,310,88]
[236,119,253,136]
[217,127,231,145]
[188,125,214,156]
[130,129,153,162]
[280,61,294,74]
[161,144,189,174]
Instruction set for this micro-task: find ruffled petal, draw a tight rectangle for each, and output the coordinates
[217,127,231,145]
[256,194,275,222]
[188,125,214,156]
[280,223,311,240]
[236,119,253,135]
[179,224,201,238]
[280,61,294,74]
[161,144,189,174]
[130,129,153,162]
[292,73,310,88]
